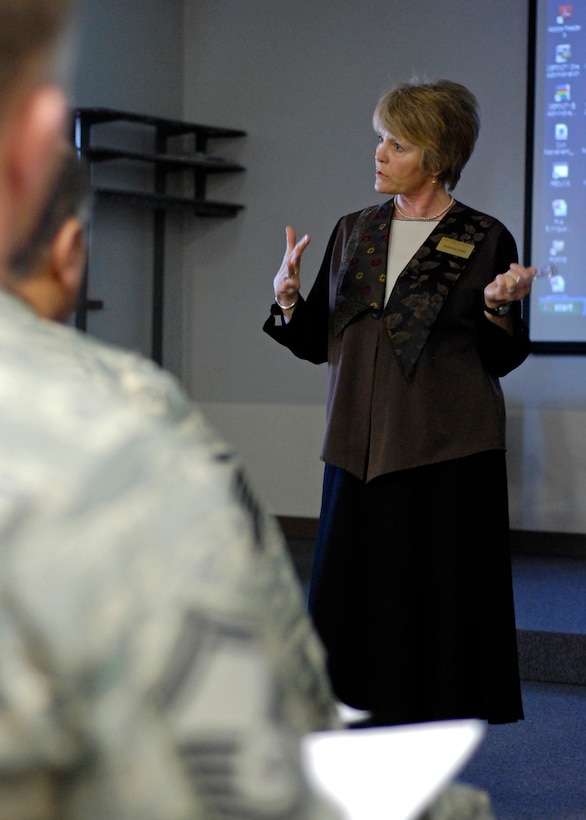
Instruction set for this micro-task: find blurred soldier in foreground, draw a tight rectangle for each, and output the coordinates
[0,5,339,817]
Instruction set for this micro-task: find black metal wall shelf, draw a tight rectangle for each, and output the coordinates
[94,188,244,218]
[73,107,246,363]
[85,146,244,172]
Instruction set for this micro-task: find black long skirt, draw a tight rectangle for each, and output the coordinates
[308,452,524,725]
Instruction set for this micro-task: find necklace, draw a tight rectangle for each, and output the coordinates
[394,196,454,221]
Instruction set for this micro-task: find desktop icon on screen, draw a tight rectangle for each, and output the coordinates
[552,199,567,217]
[554,84,571,102]
[556,6,572,24]
[554,123,568,140]
[549,239,565,255]
[552,163,569,179]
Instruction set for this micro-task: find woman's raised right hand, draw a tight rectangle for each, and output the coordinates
[273,226,310,307]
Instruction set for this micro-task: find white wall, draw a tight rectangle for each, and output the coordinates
[73,0,185,371]
[73,0,586,533]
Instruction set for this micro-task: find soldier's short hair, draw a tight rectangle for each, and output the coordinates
[0,0,74,112]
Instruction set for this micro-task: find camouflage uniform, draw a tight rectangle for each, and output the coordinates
[0,291,340,819]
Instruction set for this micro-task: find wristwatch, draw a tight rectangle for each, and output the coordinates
[483,302,511,317]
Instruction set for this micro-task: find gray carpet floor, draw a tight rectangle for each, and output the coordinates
[459,680,586,819]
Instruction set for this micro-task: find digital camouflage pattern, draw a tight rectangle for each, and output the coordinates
[0,290,340,819]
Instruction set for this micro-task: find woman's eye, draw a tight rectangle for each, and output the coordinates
[376,135,403,151]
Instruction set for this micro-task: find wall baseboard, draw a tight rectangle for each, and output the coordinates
[508,529,586,558]
[517,629,586,686]
[277,516,586,559]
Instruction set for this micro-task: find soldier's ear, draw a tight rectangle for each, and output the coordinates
[50,215,86,320]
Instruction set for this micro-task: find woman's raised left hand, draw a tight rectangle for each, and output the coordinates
[484,263,535,309]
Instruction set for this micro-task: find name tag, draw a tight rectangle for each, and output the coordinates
[436,236,475,259]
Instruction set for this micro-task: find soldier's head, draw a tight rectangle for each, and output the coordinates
[7,141,91,322]
[0,0,76,276]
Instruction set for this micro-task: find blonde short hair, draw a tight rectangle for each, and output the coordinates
[373,79,480,192]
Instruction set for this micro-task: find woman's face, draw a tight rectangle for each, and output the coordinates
[374,130,432,197]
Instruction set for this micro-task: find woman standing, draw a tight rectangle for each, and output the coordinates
[264,79,533,726]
